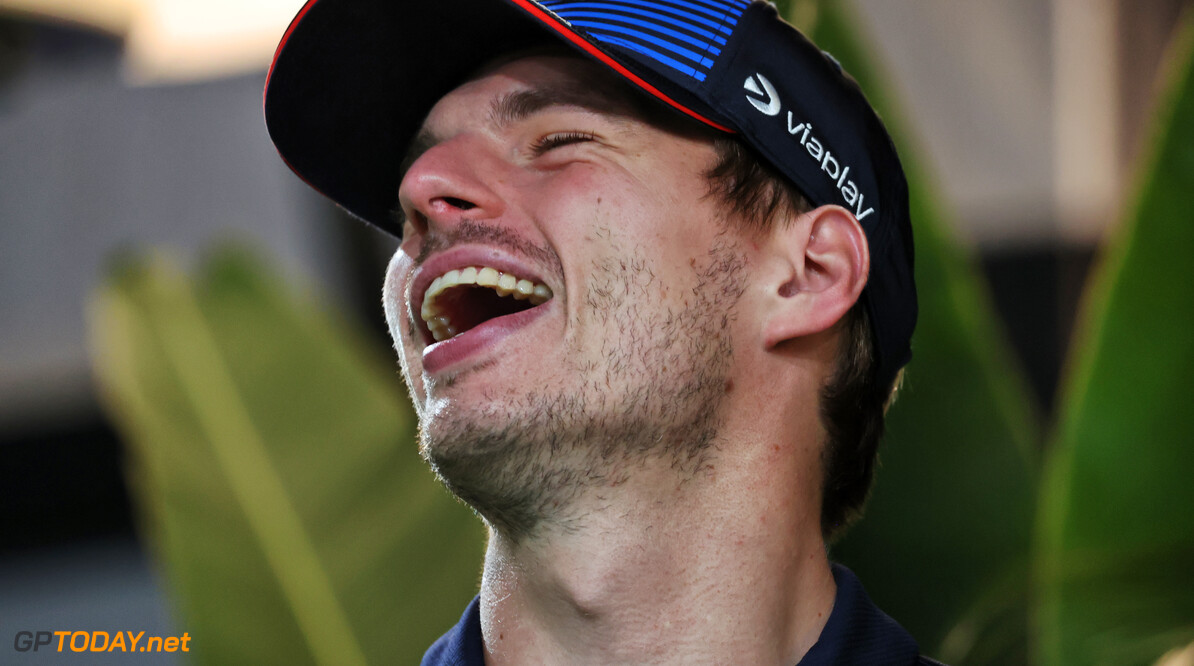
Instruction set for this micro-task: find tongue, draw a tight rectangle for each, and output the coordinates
[439,285,536,334]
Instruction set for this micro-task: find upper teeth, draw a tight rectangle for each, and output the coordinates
[421,266,552,341]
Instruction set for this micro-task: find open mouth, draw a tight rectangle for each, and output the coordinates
[420,266,553,343]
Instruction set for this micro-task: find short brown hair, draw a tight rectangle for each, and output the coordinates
[704,136,897,542]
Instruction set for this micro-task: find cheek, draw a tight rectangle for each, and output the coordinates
[530,164,666,242]
[531,164,606,208]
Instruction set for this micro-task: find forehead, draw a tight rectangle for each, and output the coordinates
[425,54,644,130]
[401,54,676,177]
[402,53,716,175]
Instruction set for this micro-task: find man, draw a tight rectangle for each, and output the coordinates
[265,0,937,663]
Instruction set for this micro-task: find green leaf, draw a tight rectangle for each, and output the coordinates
[89,247,485,665]
[1036,14,1194,666]
[802,3,1041,663]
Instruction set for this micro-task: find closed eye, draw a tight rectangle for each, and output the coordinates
[530,131,597,156]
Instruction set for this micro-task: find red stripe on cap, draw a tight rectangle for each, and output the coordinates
[508,0,735,133]
[264,0,322,109]
[262,0,333,200]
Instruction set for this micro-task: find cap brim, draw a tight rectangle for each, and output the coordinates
[265,0,551,231]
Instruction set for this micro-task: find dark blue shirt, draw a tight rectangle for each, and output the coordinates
[421,564,946,665]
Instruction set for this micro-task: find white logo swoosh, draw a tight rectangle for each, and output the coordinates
[744,73,781,116]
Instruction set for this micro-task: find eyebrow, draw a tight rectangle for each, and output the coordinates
[397,82,638,183]
[489,83,632,129]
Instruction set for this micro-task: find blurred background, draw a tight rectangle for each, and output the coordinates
[1,0,1191,663]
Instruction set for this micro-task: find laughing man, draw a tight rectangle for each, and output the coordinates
[265,0,941,663]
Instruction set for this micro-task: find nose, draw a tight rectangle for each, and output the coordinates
[397,135,506,236]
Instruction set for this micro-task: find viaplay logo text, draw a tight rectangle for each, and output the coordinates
[743,73,875,222]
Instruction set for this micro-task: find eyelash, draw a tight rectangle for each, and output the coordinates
[530,131,596,155]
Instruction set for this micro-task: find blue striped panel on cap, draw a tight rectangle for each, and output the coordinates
[539,0,750,81]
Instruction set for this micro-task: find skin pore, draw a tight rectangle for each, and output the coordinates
[383,54,867,664]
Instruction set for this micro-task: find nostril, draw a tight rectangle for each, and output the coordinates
[441,197,476,210]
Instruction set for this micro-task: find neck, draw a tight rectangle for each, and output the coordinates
[476,442,835,666]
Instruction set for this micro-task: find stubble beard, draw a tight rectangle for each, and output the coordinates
[418,232,747,542]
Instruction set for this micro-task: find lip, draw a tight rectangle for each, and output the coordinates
[421,300,552,375]
[409,245,555,373]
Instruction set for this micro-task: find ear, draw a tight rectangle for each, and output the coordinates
[760,205,869,348]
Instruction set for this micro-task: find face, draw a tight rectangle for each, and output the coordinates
[383,55,753,539]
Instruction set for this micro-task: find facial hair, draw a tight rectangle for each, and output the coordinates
[416,229,747,542]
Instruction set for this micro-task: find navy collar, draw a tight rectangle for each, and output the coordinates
[800,564,921,665]
[421,564,922,665]
[420,595,484,666]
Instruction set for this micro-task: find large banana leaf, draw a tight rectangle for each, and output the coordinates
[1036,14,1194,666]
[799,3,1041,663]
[89,248,485,664]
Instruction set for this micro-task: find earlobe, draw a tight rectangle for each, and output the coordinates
[761,205,869,348]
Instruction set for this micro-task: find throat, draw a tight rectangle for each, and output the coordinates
[478,510,835,666]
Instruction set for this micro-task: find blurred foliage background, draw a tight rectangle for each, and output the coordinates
[2,0,1191,663]
[807,2,1194,665]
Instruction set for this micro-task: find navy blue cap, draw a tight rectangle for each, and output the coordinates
[264,0,916,388]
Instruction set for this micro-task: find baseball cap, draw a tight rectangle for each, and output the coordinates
[264,0,916,388]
